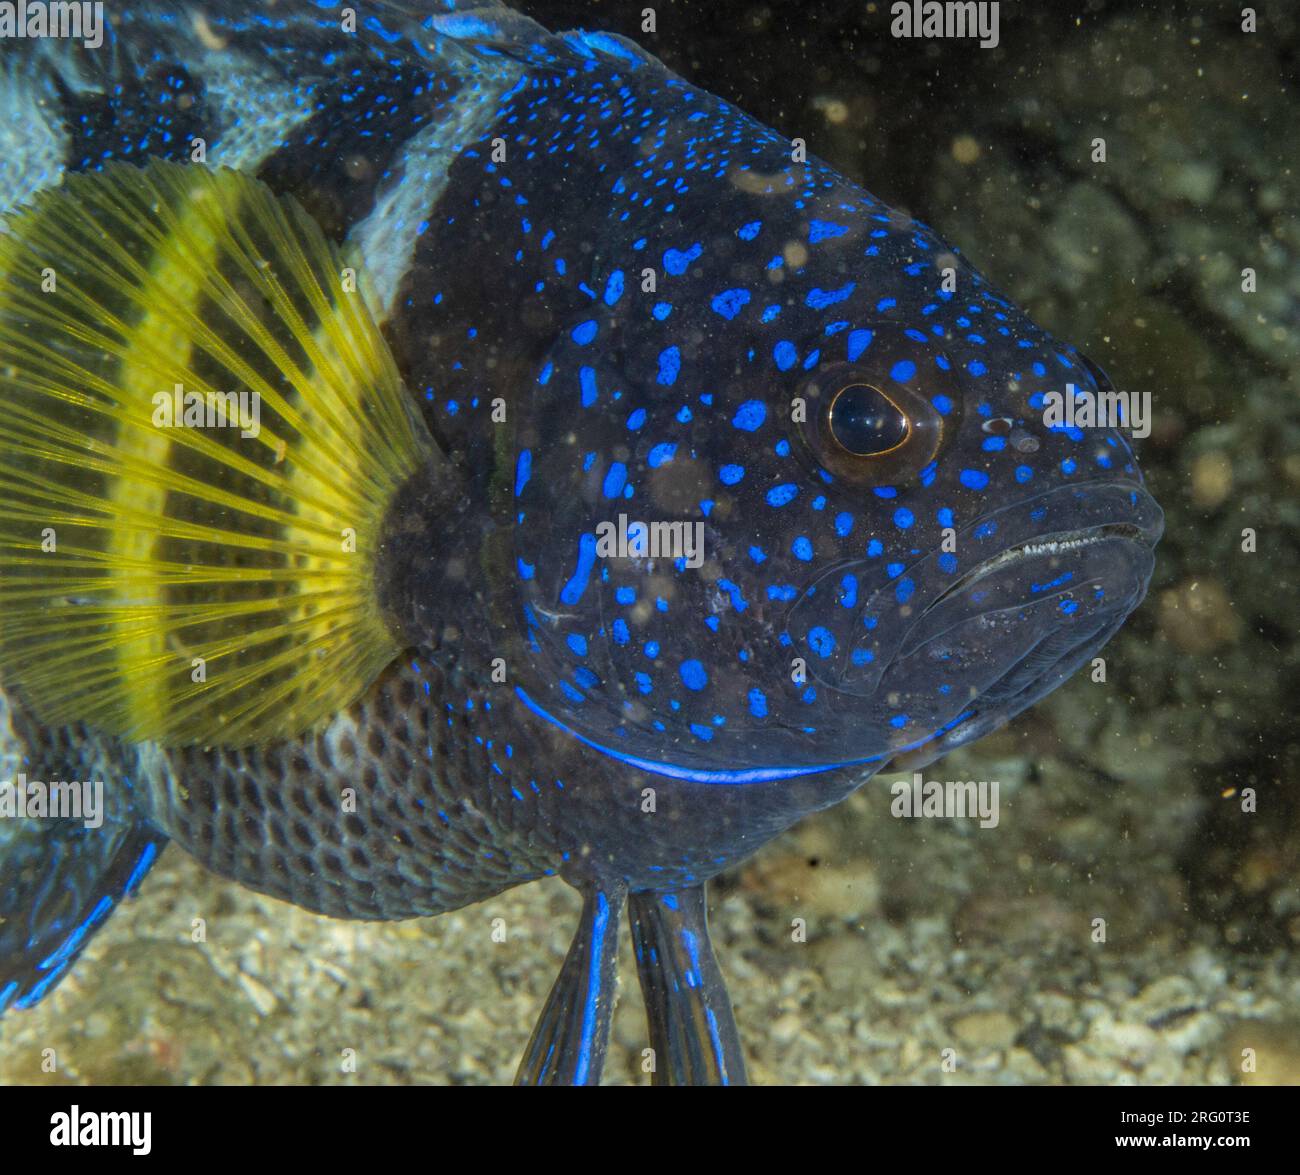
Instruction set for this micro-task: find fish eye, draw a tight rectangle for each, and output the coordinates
[794,339,960,486]
[827,384,909,456]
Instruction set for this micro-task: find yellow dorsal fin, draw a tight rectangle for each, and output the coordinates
[0,160,430,747]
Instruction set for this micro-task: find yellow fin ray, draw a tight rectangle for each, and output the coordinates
[0,160,431,746]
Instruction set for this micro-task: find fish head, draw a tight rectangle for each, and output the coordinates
[507,180,1162,785]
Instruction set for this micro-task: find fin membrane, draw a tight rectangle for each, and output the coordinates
[0,159,430,746]
[0,811,164,1015]
[628,885,748,1085]
[516,883,626,1086]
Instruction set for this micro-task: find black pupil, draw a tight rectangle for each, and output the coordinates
[829,384,908,455]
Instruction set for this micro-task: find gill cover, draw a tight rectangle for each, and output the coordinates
[0,160,429,746]
[507,321,969,784]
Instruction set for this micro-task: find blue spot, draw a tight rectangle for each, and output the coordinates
[560,533,597,605]
[766,483,798,507]
[737,220,762,240]
[960,469,990,490]
[652,302,672,320]
[890,360,917,383]
[835,512,854,537]
[647,443,677,468]
[572,320,598,345]
[1015,465,1034,483]
[657,346,681,386]
[566,633,589,657]
[893,507,914,529]
[711,288,752,319]
[932,394,954,415]
[514,449,532,496]
[580,365,598,407]
[808,626,836,657]
[663,242,703,275]
[748,688,768,717]
[733,400,767,431]
[603,270,625,306]
[809,219,849,243]
[719,463,745,485]
[847,329,873,361]
[627,407,646,430]
[773,341,798,371]
[806,281,855,309]
[792,536,813,561]
[603,462,627,498]
[680,660,708,690]
[719,578,748,612]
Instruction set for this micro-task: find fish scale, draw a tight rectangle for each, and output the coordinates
[0,1,1161,1085]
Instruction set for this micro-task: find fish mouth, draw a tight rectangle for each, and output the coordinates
[792,479,1163,696]
[872,495,1161,771]
[920,522,1148,619]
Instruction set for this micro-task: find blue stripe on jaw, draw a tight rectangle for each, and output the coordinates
[513,686,973,784]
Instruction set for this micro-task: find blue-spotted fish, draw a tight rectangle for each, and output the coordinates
[0,1,1162,1084]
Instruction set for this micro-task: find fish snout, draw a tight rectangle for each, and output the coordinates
[790,480,1162,713]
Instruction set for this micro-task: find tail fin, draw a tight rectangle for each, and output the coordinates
[0,704,165,1013]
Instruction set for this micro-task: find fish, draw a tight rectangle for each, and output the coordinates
[0,1,1163,1085]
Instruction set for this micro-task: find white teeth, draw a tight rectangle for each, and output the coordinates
[1010,534,1102,560]
[966,530,1104,581]
[923,529,1108,616]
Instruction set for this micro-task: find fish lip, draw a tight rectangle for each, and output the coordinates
[920,520,1149,618]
